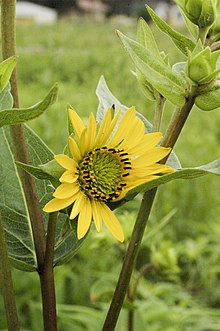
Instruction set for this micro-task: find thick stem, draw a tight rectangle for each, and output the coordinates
[1,0,46,270]
[0,212,20,331]
[102,189,157,331]
[39,212,58,331]
[160,95,195,148]
[102,95,195,331]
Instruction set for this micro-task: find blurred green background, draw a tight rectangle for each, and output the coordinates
[1,15,220,331]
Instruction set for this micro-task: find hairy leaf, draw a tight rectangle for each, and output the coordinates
[0,83,58,127]
[0,83,13,110]
[146,5,196,56]
[0,56,16,92]
[117,31,187,106]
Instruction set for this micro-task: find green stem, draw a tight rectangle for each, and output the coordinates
[0,212,20,331]
[1,0,46,270]
[102,95,195,331]
[1,2,57,329]
[39,212,58,331]
[160,95,195,149]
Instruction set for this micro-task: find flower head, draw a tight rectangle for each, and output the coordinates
[176,0,216,28]
[43,107,174,242]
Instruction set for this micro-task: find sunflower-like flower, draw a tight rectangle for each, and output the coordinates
[43,107,174,242]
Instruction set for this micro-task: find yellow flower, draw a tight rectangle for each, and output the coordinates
[43,107,174,242]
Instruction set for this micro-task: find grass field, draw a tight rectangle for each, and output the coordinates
[1,16,220,330]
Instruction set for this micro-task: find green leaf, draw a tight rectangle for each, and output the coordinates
[117,31,187,106]
[123,158,220,203]
[0,127,37,271]
[137,17,161,58]
[178,5,199,38]
[0,56,16,92]
[39,159,65,181]
[0,83,58,127]
[146,5,195,56]
[54,221,87,266]
[0,83,13,111]
[16,161,56,181]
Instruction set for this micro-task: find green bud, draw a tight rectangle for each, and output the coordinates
[177,0,216,29]
[195,83,220,110]
[186,41,220,84]
[185,0,203,24]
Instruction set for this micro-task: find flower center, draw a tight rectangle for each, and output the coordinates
[77,146,131,202]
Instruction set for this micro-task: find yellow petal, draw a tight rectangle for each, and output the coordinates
[54,154,77,170]
[70,192,85,219]
[120,116,145,151]
[78,128,88,156]
[132,147,171,167]
[77,197,92,239]
[95,109,120,146]
[53,183,80,199]
[125,175,159,187]
[108,106,136,147]
[127,132,162,155]
[130,163,175,181]
[60,170,78,183]
[68,137,81,161]
[85,112,97,150]
[43,195,77,213]
[91,199,103,232]
[68,108,85,140]
[99,203,124,242]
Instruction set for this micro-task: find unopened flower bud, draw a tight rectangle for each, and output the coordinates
[186,42,220,84]
[176,0,216,29]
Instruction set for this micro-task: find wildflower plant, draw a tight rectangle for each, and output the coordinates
[0,0,220,330]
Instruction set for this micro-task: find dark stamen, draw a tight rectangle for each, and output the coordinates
[122,173,129,177]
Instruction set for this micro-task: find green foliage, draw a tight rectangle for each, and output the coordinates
[117,30,187,106]
[146,5,195,56]
[0,56,16,92]
[0,83,58,127]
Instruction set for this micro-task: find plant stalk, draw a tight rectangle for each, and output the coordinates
[1,0,46,270]
[40,212,58,331]
[1,2,58,330]
[102,95,195,330]
[0,212,20,331]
